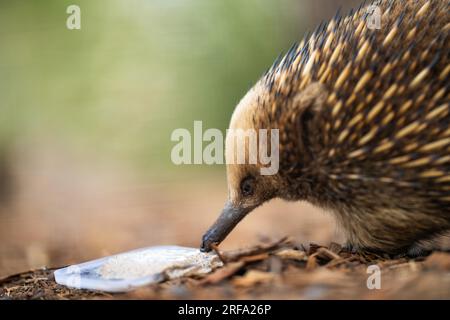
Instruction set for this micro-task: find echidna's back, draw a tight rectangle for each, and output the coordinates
[294,0,449,212]
[263,0,448,210]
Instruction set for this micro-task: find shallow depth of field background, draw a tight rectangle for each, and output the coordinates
[0,0,361,277]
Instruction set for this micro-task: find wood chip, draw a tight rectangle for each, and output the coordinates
[329,242,342,254]
[199,262,244,285]
[240,253,269,263]
[326,256,356,269]
[317,247,341,261]
[275,249,307,261]
[308,243,324,255]
[232,270,275,287]
[222,237,291,262]
[306,254,318,271]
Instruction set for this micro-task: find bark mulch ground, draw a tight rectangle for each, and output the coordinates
[1,238,450,299]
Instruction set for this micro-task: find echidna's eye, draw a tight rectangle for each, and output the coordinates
[240,177,254,197]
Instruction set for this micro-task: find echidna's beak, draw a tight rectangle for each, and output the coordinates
[200,200,254,252]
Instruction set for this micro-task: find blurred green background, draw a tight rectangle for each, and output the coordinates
[0,0,359,175]
[0,0,308,175]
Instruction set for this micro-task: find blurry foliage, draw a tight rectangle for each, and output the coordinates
[0,0,347,175]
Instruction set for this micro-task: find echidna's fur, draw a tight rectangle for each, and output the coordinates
[202,0,449,256]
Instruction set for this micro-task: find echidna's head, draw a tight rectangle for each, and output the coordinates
[225,82,284,205]
[200,73,327,251]
[200,82,287,251]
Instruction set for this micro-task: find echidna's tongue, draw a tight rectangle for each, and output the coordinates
[200,201,254,252]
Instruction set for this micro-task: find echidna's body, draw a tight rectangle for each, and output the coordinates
[201,0,449,256]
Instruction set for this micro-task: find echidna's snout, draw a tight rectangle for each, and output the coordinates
[200,200,255,252]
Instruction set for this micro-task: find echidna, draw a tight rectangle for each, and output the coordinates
[201,0,450,256]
